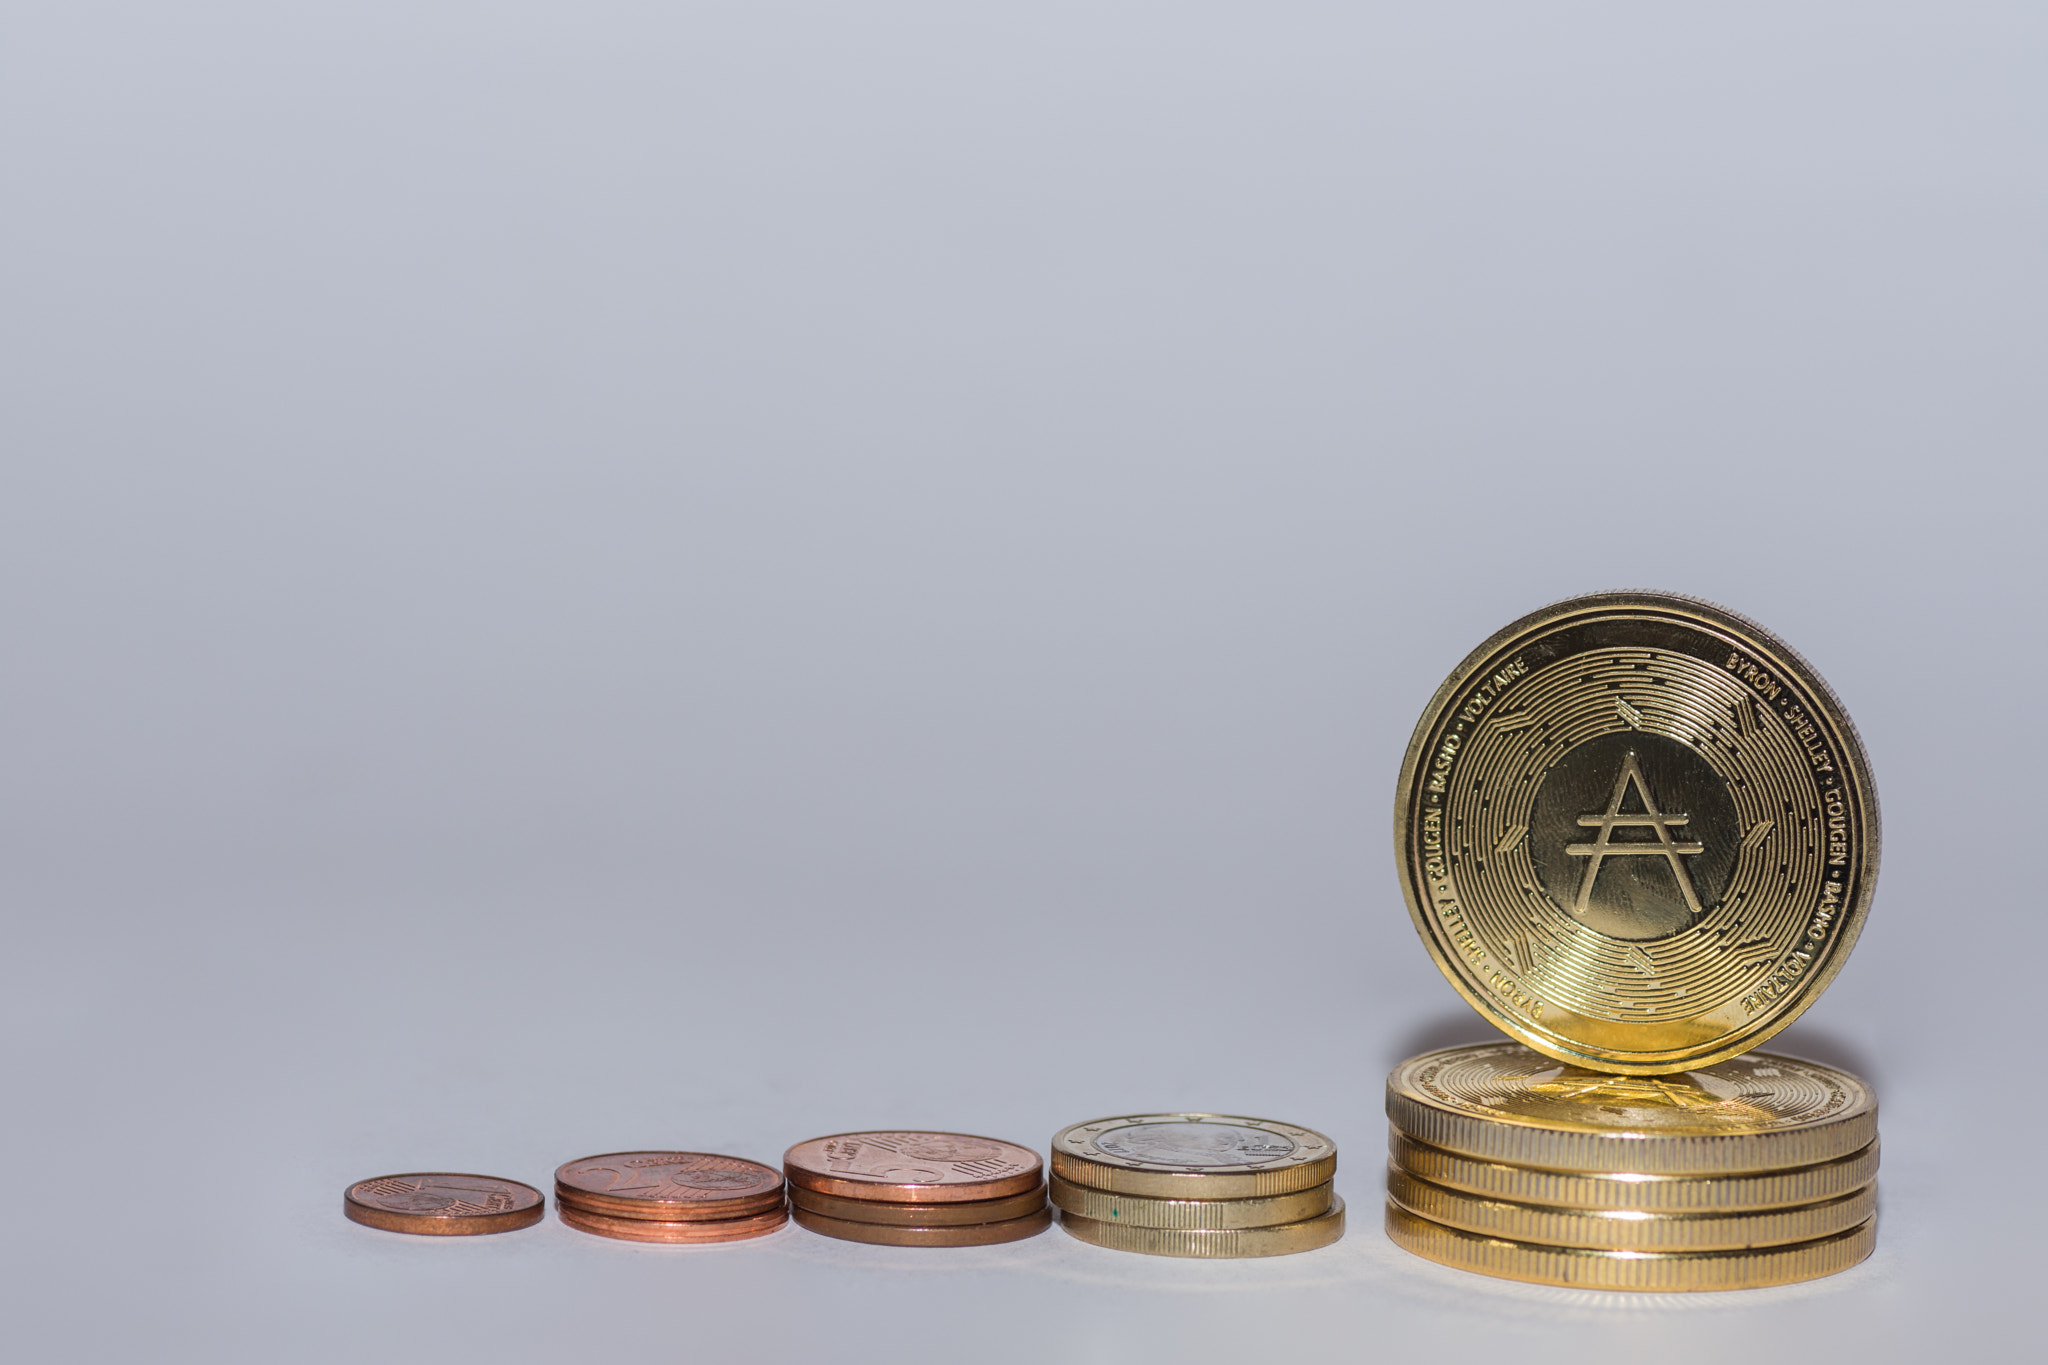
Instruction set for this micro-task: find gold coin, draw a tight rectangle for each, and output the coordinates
[1389,1129,1879,1212]
[1060,1195,1345,1258]
[1050,1114,1336,1199]
[558,1202,788,1243]
[1387,1166,1874,1251]
[1388,1042,1875,1175]
[790,1203,1052,1246]
[788,1183,1047,1226]
[1394,592,1879,1073]
[1048,1173,1331,1229]
[1385,1201,1875,1290]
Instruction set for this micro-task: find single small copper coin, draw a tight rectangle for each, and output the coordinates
[555,1151,784,1220]
[557,1202,789,1244]
[784,1132,1043,1203]
[344,1173,544,1236]
[788,1183,1048,1227]
[791,1203,1053,1247]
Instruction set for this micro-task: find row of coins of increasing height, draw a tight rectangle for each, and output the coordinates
[1389,592,1884,1289]
[1049,1114,1345,1257]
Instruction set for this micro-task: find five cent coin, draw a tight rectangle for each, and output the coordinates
[783,1132,1042,1203]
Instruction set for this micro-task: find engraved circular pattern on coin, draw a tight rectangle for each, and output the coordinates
[1386,1166,1875,1251]
[1388,1043,1876,1175]
[1388,1130,1880,1213]
[1059,1196,1346,1258]
[1051,1115,1336,1199]
[1385,1202,1875,1290]
[790,1203,1053,1247]
[557,1202,789,1243]
[554,1152,785,1220]
[783,1132,1043,1203]
[788,1183,1047,1227]
[344,1173,545,1236]
[1048,1173,1332,1230]
[1395,592,1880,1072]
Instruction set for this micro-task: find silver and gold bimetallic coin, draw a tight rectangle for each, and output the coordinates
[1062,1196,1346,1259]
[1048,1173,1332,1230]
[1388,1043,1877,1176]
[1051,1114,1336,1199]
[1394,591,1880,1073]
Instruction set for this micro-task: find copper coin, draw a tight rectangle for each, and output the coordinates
[554,1151,784,1220]
[344,1173,544,1236]
[784,1131,1043,1203]
[788,1182,1047,1227]
[791,1203,1053,1247]
[557,1201,789,1244]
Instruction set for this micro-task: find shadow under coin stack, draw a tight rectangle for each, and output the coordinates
[1051,1113,1345,1257]
[554,1151,788,1243]
[1383,1044,1879,1290]
[784,1131,1051,1246]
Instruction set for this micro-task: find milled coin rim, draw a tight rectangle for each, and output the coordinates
[1048,1173,1333,1229]
[1384,1201,1876,1290]
[1393,590,1881,1074]
[1051,1114,1337,1199]
[1059,1195,1346,1258]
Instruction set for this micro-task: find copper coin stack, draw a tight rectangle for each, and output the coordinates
[783,1131,1051,1246]
[553,1151,788,1243]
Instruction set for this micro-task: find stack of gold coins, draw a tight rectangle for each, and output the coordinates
[1050,1113,1345,1257]
[783,1131,1051,1246]
[1388,592,1885,1290]
[553,1151,788,1243]
[1383,1042,1879,1289]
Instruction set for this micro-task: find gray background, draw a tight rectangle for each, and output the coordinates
[3,2,2040,1360]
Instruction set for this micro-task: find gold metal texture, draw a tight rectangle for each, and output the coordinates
[343,1173,545,1236]
[557,1202,789,1243]
[787,1183,1047,1227]
[1388,1043,1876,1175]
[1059,1196,1345,1258]
[790,1203,1053,1246]
[1389,1129,1879,1213]
[1386,1165,1875,1251]
[1048,1173,1332,1229]
[1394,592,1880,1073]
[1385,1202,1875,1290]
[1051,1114,1336,1199]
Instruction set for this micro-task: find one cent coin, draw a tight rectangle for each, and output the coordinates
[554,1151,784,1220]
[790,1203,1053,1247]
[1395,591,1880,1073]
[787,1183,1047,1227]
[557,1202,789,1244]
[783,1132,1042,1203]
[344,1173,544,1236]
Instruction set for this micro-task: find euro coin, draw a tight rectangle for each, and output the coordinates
[344,1173,544,1236]
[790,1203,1052,1246]
[1051,1114,1336,1199]
[1385,1201,1874,1290]
[783,1132,1042,1202]
[1386,1166,1874,1251]
[1388,1042,1875,1175]
[1395,592,1879,1073]
[1389,1130,1879,1213]
[1048,1173,1332,1229]
[558,1201,788,1243]
[1060,1195,1345,1258]
[788,1183,1047,1226]
[554,1151,784,1220]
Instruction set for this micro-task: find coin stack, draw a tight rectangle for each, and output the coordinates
[784,1131,1051,1246]
[554,1151,788,1243]
[1050,1113,1345,1257]
[1382,1043,1879,1289]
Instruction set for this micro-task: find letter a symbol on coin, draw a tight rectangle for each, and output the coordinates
[1565,752,1707,917]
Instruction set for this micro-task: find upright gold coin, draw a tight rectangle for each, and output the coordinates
[1394,592,1879,1073]
[1051,1114,1336,1199]
[1060,1196,1345,1258]
[1389,1130,1879,1212]
[1387,1166,1875,1251]
[1385,1202,1875,1290]
[1048,1173,1332,1230]
[1388,1042,1876,1175]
